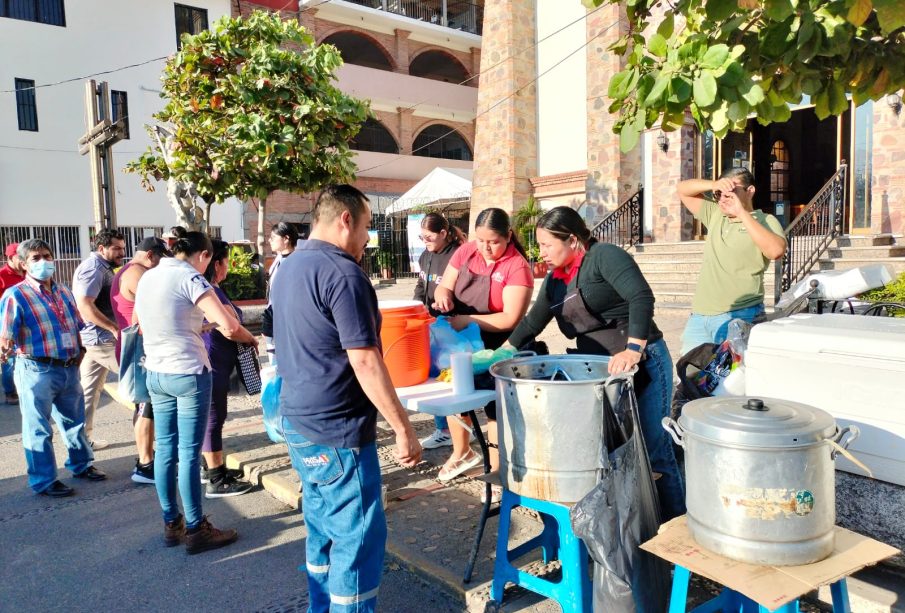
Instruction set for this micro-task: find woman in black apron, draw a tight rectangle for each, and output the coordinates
[507,206,686,520]
[431,208,533,488]
[413,213,465,450]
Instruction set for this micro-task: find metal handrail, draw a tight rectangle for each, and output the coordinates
[345,0,484,36]
[773,163,847,303]
[590,188,644,248]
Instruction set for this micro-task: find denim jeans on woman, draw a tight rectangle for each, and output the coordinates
[680,303,765,355]
[636,338,686,521]
[281,417,386,613]
[15,357,92,493]
[147,369,212,529]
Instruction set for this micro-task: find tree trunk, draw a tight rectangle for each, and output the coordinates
[256,196,268,257]
[203,200,213,234]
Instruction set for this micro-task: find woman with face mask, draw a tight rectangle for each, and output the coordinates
[505,206,685,521]
[134,232,258,554]
[431,208,533,500]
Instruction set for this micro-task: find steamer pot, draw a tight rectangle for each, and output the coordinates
[663,396,859,566]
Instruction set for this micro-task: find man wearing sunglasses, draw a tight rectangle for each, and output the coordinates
[676,168,786,353]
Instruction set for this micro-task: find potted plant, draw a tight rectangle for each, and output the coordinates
[513,196,548,278]
[377,250,394,280]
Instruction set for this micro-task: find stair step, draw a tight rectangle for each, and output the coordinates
[649,281,699,294]
[635,263,704,274]
[834,234,896,248]
[633,241,706,254]
[825,246,905,259]
[818,258,905,276]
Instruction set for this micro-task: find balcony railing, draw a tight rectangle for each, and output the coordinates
[346,0,483,35]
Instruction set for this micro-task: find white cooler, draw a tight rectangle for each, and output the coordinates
[746,313,905,486]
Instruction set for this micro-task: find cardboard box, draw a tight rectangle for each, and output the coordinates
[641,516,900,609]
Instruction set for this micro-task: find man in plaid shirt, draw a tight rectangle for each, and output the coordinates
[0,239,107,497]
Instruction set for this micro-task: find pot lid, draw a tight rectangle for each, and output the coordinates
[678,396,837,447]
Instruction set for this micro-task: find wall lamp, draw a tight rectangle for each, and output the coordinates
[656,131,669,152]
[888,92,902,115]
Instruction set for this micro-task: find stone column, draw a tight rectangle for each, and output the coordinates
[397,107,415,155]
[649,121,698,242]
[872,96,905,234]
[585,5,641,223]
[469,46,481,86]
[470,0,538,226]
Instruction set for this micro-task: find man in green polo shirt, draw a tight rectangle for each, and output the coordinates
[677,168,786,353]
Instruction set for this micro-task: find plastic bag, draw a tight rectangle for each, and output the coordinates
[690,339,744,396]
[260,366,284,444]
[429,316,483,373]
[571,378,670,613]
[119,324,150,404]
[472,345,517,375]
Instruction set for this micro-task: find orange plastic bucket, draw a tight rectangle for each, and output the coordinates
[379,300,434,387]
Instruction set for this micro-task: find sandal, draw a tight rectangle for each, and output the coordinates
[438,450,482,482]
[481,485,503,505]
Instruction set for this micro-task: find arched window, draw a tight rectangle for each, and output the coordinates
[351,119,399,154]
[412,125,473,161]
[409,50,469,84]
[322,32,393,71]
[770,140,790,203]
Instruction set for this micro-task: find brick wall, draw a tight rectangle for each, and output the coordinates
[871,99,905,235]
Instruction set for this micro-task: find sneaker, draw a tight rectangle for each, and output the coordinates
[205,474,254,499]
[437,450,482,482]
[420,429,452,449]
[39,480,75,498]
[131,459,154,485]
[89,439,109,451]
[164,514,186,547]
[201,465,244,484]
[185,516,238,555]
[73,466,107,481]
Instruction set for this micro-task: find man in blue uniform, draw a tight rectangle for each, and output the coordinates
[272,184,422,612]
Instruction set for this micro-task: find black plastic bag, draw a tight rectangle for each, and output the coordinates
[570,377,671,613]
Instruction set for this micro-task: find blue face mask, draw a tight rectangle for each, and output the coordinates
[28,259,55,281]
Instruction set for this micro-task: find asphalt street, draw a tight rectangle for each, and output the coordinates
[0,394,461,613]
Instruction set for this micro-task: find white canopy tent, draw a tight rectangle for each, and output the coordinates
[384,167,473,214]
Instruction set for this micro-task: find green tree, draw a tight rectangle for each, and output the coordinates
[584,0,905,151]
[126,10,369,252]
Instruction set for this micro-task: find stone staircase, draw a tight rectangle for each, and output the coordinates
[630,234,905,312]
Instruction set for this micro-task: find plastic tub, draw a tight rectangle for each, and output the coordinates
[378,300,434,387]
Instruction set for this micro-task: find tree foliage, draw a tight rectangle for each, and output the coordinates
[126,11,369,239]
[584,0,905,151]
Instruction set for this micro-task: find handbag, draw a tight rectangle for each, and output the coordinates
[235,343,262,395]
[119,324,151,404]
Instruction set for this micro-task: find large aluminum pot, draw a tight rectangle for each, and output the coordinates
[663,396,859,566]
[490,354,628,503]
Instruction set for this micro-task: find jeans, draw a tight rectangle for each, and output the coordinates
[433,415,448,431]
[147,370,212,529]
[282,417,386,613]
[2,355,15,394]
[680,303,765,355]
[636,338,686,521]
[79,342,119,439]
[15,357,93,493]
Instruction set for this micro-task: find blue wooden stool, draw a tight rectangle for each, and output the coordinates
[490,489,592,613]
[668,564,852,613]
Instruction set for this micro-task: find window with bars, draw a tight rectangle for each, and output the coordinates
[175,4,208,49]
[14,78,38,131]
[0,0,66,26]
[351,119,399,154]
[412,125,473,161]
[1,225,81,287]
[111,90,130,139]
[770,140,790,204]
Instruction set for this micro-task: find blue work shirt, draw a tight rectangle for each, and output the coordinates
[72,252,116,346]
[271,239,382,448]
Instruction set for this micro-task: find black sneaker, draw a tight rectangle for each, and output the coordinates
[205,474,254,499]
[73,466,107,481]
[201,464,244,484]
[131,459,154,485]
[39,480,75,498]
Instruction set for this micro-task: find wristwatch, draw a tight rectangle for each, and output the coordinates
[625,342,644,354]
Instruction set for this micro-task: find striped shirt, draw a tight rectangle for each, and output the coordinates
[0,276,83,360]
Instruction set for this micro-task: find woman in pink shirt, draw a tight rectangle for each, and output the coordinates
[432,208,532,495]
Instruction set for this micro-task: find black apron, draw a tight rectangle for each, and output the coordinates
[452,253,509,351]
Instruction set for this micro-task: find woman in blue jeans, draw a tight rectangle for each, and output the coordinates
[134,232,257,554]
[506,207,686,521]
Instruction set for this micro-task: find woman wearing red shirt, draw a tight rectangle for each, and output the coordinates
[432,208,532,491]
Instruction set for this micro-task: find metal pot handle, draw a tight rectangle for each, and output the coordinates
[830,425,860,458]
[662,417,685,447]
[512,350,537,358]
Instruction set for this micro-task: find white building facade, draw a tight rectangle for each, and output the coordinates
[0,0,243,282]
